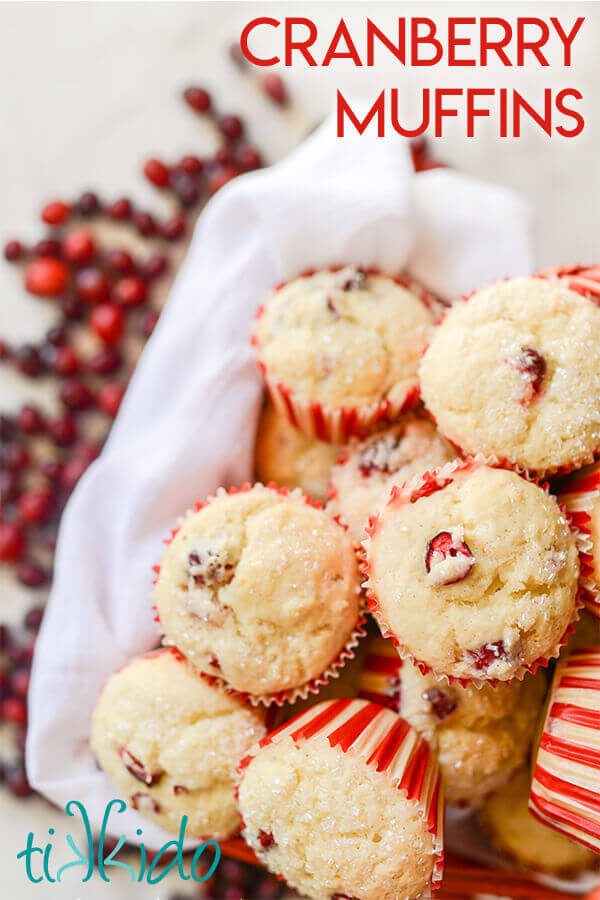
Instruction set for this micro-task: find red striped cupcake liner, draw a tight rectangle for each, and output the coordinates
[237,697,444,897]
[557,464,600,620]
[538,264,600,304]
[152,482,366,707]
[530,647,600,854]
[361,456,583,689]
[251,267,441,444]
[357,634,403,711]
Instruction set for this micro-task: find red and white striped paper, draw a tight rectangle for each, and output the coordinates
[558,464,600,619]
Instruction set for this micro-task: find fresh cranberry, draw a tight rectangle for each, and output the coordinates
[258,830,276,850]
[40,460,62,482]
[17,405,44,434]
[4,239,24,261]
[238,147,262,171]
[424,687,457,721]
[178,155,203,175]
[214,146,233,166]
[97,383,124,417]
[508,347,546,405]
[0,415,15,440]
[16,729,27,754]
[9,642,34,667]
[133,211,156,237]
[141,311,159,338]
[87,347,121,375]
[143,158,170,187]
[60,458,90,492]
[261,74,287,105]
[60,378,93,411]
[0,339,9,360]
[425,530,474,586]
[60,291,84,320]
[10,669,31,698]
[73,441,100,464]
[25,257,69,296]
[218,115,243,141]
[46,325,67,346]
[46,414,77,447]
[0,470,19,503]
[118,748,162,786]
[113,276,147,308]
[75,191,101,217]
[1,697,27,726]
[62,228,95,265]
[104,249,135,275]
[17,490,53,524]
[171,172,198,207]
[33,238,62,258]
[106,197,132,220]
[2,444,29,470]
[208,165,239,195]
[4,762,32,797]
[468,641,507,672]
[183,86,211,112]
[52,345,80,376]
[24,606,44,631]
[90,304,124,344]
[140,254,167,281]
[41,200,71,225]
[161,213,186,241]
[0,625,8,651]
[76,268,110,303]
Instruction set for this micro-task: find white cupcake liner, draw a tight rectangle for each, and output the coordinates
[361,455,583,689]
[152,482,366,707]
[236,697,444,897]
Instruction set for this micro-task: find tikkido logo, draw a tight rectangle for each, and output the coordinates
[16,799,221,885]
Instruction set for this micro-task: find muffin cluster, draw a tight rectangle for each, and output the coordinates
[91,267,600,899]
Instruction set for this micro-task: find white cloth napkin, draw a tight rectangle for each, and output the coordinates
[27,113,533,848]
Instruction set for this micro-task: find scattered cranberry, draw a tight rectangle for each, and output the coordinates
[17,405,44,434]
[468,641,507,672]
[261,74,287,105]
[60,378,93,411]
[104,249,134,275]
[161,213,186,241]
[0,339,9,360]
[13,345,44,378]
[4,762,32,798]
[60,458,90,492]
[46,414,77,447]
[508,346,546,405]
[9,643,34,668]
[52,345,80,376]
[140,254,167,281]
[208,165,239,195]
[60,291,84,320]
[0,470,19,503]
[33,238,62,258]
[170,172,198,207]
[17,561,48,588]
[119,748,162,786]
[179,155,203,175]
[0,415,14,439]
[17,490,53,525]
[229,42,246,68]
[183,86,211,112]
[41,201,71,226]
[425,530,474,586]
[76,268,110,303]
[1,696,27,726]
[25,257,69,297]
[87,347,121,375]
[143,158,170,188]
[10,668,31,699]
[424,687,457,721]
[258,830,276,850]
[133,211,157,237]
[214,146,233,166]
[106,197,132,220]
[113,275,147,308]
[4,240,24,261]
[75,191,101,217]
[238,147,262,171]
[0,625,7,650]
[218,115,243,141]
[62,228,95,265]
[46,325,67,346]
[24,606,44,631]
[2,444,29,470]
[90,303,124,344]
[97,383,124,417]
[141,311,159,338]
[40,460,62,482]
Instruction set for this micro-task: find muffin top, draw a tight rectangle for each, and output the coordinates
[253,267,434,411]
[364,463,579,682]
[420,276,600,473]
[479,767,597,875]
[237,716,436,900]
[90,650,266,838]
[254,400,340,502]
[155,485,361,698]
[328,417,456,541]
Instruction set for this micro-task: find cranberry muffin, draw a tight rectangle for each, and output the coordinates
[90,650,266,838]
[420,275,600,474]
[154,484,361,700]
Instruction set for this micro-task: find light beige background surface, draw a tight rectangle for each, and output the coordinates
[0,2,598,897]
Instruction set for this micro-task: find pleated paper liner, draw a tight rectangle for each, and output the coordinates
[361,455,583,689]
[530,646,600,855]
[236,697,444,897]
[250,266,443,443]
[152,481,367,707]
[557,463,600,619]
